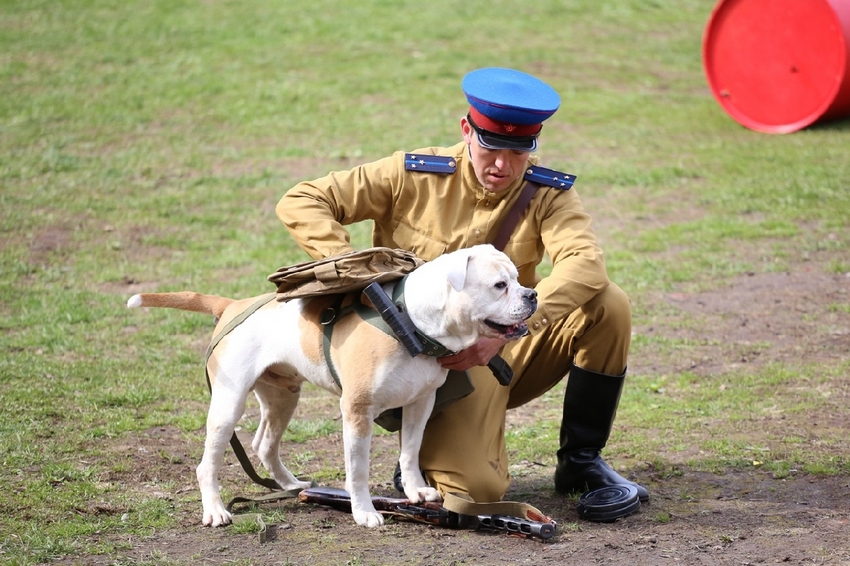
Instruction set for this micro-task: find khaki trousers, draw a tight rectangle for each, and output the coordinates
[417,282,632,502]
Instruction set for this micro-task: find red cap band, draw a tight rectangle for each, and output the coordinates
[468,106,543,137]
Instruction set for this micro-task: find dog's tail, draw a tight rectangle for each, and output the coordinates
[127,292,234,319]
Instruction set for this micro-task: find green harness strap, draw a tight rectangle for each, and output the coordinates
[204,294,277,364]
[320,293,360,390]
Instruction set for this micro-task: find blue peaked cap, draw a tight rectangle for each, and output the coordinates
[462,68,560,151]
[463,67,561,124]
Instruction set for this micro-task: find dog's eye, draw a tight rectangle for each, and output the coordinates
[494,281,507,290]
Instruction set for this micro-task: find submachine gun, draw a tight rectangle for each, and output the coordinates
[298,486,556,541]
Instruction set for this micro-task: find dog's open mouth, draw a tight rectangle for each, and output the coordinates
[484,319,529,340]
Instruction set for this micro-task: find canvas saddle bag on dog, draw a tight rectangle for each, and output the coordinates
[268,247,425,300]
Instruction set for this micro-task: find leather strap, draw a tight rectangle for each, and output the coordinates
[229,513,269,543]
[442,492,555,524]
[226,477,318,513]
[226,433,281,491]
[227,477,318,543]
[205,294,277,362]
[491,181,539,251]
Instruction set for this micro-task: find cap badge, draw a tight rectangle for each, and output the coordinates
[503,124,516,133]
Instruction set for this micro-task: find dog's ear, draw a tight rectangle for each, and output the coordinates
[446,250,472,291]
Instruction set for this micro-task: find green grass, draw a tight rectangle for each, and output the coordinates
[2,0,849,563]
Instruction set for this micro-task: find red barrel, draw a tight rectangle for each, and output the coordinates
[703,0,850,133]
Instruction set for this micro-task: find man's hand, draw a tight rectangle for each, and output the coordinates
[438,337,509,371]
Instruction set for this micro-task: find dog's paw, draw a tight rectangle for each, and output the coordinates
[406,486,442,504]
[203,510,232,527]
[353,509,385,528]
[202,504,232,527]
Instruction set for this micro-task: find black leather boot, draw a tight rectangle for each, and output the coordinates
[554,363,649,501]
[393,461,404,493]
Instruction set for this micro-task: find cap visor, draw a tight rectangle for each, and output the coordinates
[476,132,537,152]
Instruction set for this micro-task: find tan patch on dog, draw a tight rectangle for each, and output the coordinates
[331,314,400,437]
[297,295,340,366]
[293,293,406,437]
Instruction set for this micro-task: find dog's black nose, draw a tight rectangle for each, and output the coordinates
[523,289,538,301]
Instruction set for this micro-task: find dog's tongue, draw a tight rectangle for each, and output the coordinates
[504,321,529,340]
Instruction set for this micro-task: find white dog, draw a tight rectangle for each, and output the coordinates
[127,244,537,528]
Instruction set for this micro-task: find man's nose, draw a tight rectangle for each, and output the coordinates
[493,150,511,169]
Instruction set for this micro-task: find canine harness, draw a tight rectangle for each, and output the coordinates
[320,276,453,389]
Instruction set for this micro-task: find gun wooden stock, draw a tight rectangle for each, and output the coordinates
[298,487,555,540]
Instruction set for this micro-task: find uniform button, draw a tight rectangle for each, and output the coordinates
[532,322,540,329]
[484,200,491,206]
[542,318,548,325]
[475,229,481,236]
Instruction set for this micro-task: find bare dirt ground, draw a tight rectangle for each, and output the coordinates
[57,245,850,566]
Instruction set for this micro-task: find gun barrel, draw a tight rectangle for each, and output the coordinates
[478,514,556,540]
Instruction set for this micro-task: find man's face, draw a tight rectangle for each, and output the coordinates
[461,117,530,193]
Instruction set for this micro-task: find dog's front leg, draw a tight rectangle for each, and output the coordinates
[399,391,441,504]
[340,403,383,527]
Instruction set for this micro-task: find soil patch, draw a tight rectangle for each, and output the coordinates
[61,427,850,565]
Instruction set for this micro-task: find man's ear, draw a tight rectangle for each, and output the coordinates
[460,116,475,145]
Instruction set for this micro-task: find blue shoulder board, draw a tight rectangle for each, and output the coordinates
[524,165,576,190]
[405,154,457,174]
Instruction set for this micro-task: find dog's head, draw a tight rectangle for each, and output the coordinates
[407,244,537,350]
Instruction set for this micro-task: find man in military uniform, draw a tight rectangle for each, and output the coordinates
[277,67,649,503]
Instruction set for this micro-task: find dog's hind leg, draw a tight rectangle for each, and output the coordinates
[197,386,251,527]
[251,377,313,492]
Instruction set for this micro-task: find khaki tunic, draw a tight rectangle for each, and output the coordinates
[277,141,610,336]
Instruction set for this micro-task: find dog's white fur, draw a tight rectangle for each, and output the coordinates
[127,244,537,528]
